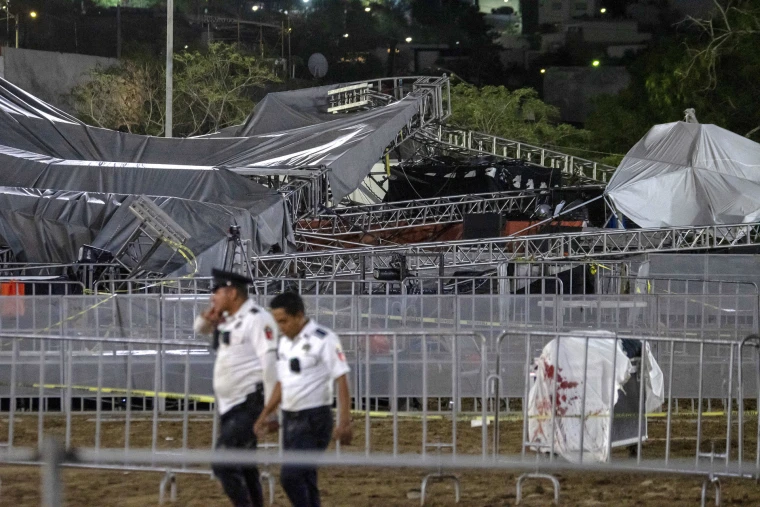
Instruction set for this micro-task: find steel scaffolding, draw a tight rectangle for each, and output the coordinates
[416,125,616,184]
[255,221,760,278]
[297,185,604,245]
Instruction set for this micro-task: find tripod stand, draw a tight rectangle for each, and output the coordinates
[222,225,256,292]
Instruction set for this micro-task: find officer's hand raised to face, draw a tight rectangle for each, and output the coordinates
[202,305,224,326]
[333,418,352,446]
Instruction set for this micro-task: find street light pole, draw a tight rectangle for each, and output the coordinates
[165,0,173,137]
[3,1,19,48]
[116,0,121,58]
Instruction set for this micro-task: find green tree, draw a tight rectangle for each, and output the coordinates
[70,59,164,134]
[71,43,279,136]
[586,0,760,162]
[450,84,591,151]
[173,43,280,136]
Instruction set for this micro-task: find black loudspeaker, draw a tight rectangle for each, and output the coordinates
[462,213,503,240]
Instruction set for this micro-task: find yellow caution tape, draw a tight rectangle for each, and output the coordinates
[33,383,215,404]
[29,383,760,422]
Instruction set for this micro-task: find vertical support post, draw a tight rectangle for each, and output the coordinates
[578,337,589,463]
[422,333,428,457]
[41,438,64,507]
[606,335,619,462]
[696,342,705,465]
[64,340,73,450]
[125,341,133,456]
[665,341,675,464]
[182,344,191,466]
[116,0,121,58]
[8,338,17,448]
[38,338,45,448]
[392,333,398,457]
[165,0,173,137]
[364,333,370,457]
[95,333,104,450]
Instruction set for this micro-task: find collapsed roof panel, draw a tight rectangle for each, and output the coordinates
[0,187,289,276]
[0,77,431,202]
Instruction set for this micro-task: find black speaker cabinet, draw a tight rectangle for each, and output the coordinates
[462,213,503,240]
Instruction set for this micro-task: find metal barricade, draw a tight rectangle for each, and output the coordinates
[491,330,760,504]
[0,333,216,470]
[2,326,760,505]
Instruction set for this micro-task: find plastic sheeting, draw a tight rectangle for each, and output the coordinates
[0,77,424,202]
[0,188,288,276]
[606,121,760,228]
[0,78,298,274]
[527,332,663,463]
[214,85,424,201]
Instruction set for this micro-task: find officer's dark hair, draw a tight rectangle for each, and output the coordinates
[231,284,248,300]
[269,292,305,316]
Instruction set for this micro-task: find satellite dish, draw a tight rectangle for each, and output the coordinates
[308,53,328,78]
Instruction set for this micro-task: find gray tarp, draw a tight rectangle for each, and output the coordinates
[606,121,760,228]
[0,78,298,274]
[0,187,286,276]
[0,77,424,202]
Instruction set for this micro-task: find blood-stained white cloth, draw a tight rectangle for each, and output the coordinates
[527,332,663,463]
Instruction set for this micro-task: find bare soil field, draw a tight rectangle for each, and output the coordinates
[0,414,758,506]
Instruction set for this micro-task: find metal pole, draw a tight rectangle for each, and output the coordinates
[116,0,121,58]
[41,438,64,507]
[165,0,173,137]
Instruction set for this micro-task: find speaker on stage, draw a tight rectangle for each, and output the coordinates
[462,213,503,240]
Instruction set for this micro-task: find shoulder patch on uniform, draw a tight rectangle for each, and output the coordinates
[264,326,274,341]
[314,328,327,338]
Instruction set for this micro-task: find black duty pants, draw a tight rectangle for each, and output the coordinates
[280,405,334,507]
[214,390,265,507]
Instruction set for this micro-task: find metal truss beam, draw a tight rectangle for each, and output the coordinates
[297,185,603,241]
[416,125,617,184]
[229,76,452,220]
[255,221,760,278]
[230,166,329,221]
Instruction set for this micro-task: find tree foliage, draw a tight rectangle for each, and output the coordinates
[586,0,760,162]
[450,84,591,151]
[70,43,279,137]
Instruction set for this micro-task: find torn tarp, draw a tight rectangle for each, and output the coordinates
[0,188,289,276]
[0,77,425,202]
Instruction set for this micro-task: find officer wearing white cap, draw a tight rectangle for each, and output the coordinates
[193,268,278,507]
[254,292,352,507]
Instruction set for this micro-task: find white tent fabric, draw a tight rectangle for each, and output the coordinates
[527,332,664,463]
[605,121,760,228]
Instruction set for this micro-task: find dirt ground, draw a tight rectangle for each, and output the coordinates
[0,414,758,506]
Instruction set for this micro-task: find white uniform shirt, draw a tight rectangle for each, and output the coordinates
[211,299,278,415]
[276,319,350,412]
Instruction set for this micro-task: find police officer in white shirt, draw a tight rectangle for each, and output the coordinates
[254,292,352,507]
[194,269,278,507]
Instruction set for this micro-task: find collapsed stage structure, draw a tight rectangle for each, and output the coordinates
[0,75,759,291]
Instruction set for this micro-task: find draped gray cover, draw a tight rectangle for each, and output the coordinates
[0,187,288,276]
[0,78,293,275]
[0,75,425,272]
[0,77,423,202]
[606,121,760,228]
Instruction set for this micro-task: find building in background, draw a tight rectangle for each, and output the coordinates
[538,0,601,25]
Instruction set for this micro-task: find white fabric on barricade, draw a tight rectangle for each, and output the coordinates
[527,331,663,463]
